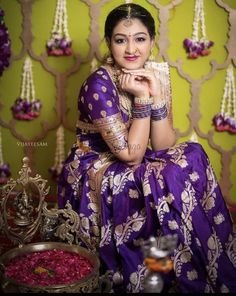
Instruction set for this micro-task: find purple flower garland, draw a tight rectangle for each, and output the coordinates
[0,9,11,184]
[11,97,42,121]
[0,8,11,76]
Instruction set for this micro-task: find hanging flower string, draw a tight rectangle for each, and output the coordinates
[46,0,72,56]
[11,58,42,121]
[0,8,11,76]
[49,125,65,181]
[0,128,11,185]
[183,0,214,59]
[213,65,236,134]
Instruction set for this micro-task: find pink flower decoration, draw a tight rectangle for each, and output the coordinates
[4,249,94,286]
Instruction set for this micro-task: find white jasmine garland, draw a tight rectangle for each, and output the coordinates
[20,57,35,102]
[52,125,65,175]
[51,0,70,41]
[192,0,206,42]
[221,65,236,118]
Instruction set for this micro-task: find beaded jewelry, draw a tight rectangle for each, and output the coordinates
[11,57,42,121]
[151,100,166,110]
[213,64,236,134]
[134,97,154,105]
[0,127,11,185]
[183,0,214,59]
[49,125,65,181]
[46,0,72,56]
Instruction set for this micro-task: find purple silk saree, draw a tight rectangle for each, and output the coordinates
[58,65,236,293]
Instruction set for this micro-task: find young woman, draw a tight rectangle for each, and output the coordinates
[57,3,236,293]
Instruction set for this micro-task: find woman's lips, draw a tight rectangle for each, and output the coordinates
[124,56,139,61]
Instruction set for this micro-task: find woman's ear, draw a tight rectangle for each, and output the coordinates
[105,37,111,49]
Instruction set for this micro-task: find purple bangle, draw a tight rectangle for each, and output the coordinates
[132,104,151,119]
[151,104,168,121]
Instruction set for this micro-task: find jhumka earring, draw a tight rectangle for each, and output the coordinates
[106,54,114,65]
[148,49,155,62]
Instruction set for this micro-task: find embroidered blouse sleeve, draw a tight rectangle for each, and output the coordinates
[81,69,128,154]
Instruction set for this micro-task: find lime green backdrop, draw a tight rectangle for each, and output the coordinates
[0,0,235,203]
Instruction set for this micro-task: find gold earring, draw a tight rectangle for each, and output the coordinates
[149,49,155,61]
[106,54,114,65]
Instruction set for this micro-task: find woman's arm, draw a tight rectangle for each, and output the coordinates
[122,67,176,151]
[118,116,151,165]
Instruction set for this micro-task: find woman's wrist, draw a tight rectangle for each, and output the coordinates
[151,101,168,121]
[151,100,166,110]
[134,96,153,105]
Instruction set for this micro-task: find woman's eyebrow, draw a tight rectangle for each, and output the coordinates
[113,32,148,37]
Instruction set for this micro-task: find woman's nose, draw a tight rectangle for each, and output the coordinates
[125,40,137,55]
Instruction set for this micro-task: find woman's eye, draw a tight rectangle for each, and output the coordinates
[115,38,126,44]
[136,37,146,42]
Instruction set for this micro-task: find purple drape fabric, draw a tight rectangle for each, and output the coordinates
[58,67,236,293]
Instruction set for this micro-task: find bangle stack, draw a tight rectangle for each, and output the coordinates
[132,96,153,119]
[151,100,168,121]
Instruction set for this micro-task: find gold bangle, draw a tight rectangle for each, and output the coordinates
[134,96,153,105]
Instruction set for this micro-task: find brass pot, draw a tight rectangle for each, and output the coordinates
[0,242,100,293]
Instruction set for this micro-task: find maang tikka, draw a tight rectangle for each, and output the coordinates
[124,6,132,27]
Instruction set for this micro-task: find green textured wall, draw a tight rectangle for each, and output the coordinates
[0,0,235,203]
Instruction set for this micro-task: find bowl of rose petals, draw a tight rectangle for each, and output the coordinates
[0,242,100,293]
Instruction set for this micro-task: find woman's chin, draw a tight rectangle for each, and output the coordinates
[122,64,145,70]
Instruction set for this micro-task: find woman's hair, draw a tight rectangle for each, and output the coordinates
[104,3,156,42]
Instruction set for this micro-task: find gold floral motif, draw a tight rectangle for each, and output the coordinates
[174,244,192,277]
[100,220,112,248]
[107,100,112,107]
[102,75,108,80]
[167,143,188,168]
[201,165,217,212]
[127,264,146,293]
[129,189,139,199]
[213,213,225,224]
[112,169,135,195]
[67,175,76,184]
[180,181,197,241]
[189,171,199,182]
[142,160,166,197]
[206,230,223,287]
[187,269,198,280]
[168,220,179,230]
[100,110,106,117]
[225,224,236,267]
[93,93,99,100]
[80,95,84,103]
[101,86,107,92]
[88,103,93,110]
[114,209,146,246]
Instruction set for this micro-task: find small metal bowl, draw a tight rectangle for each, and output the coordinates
[0,242,100,293]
